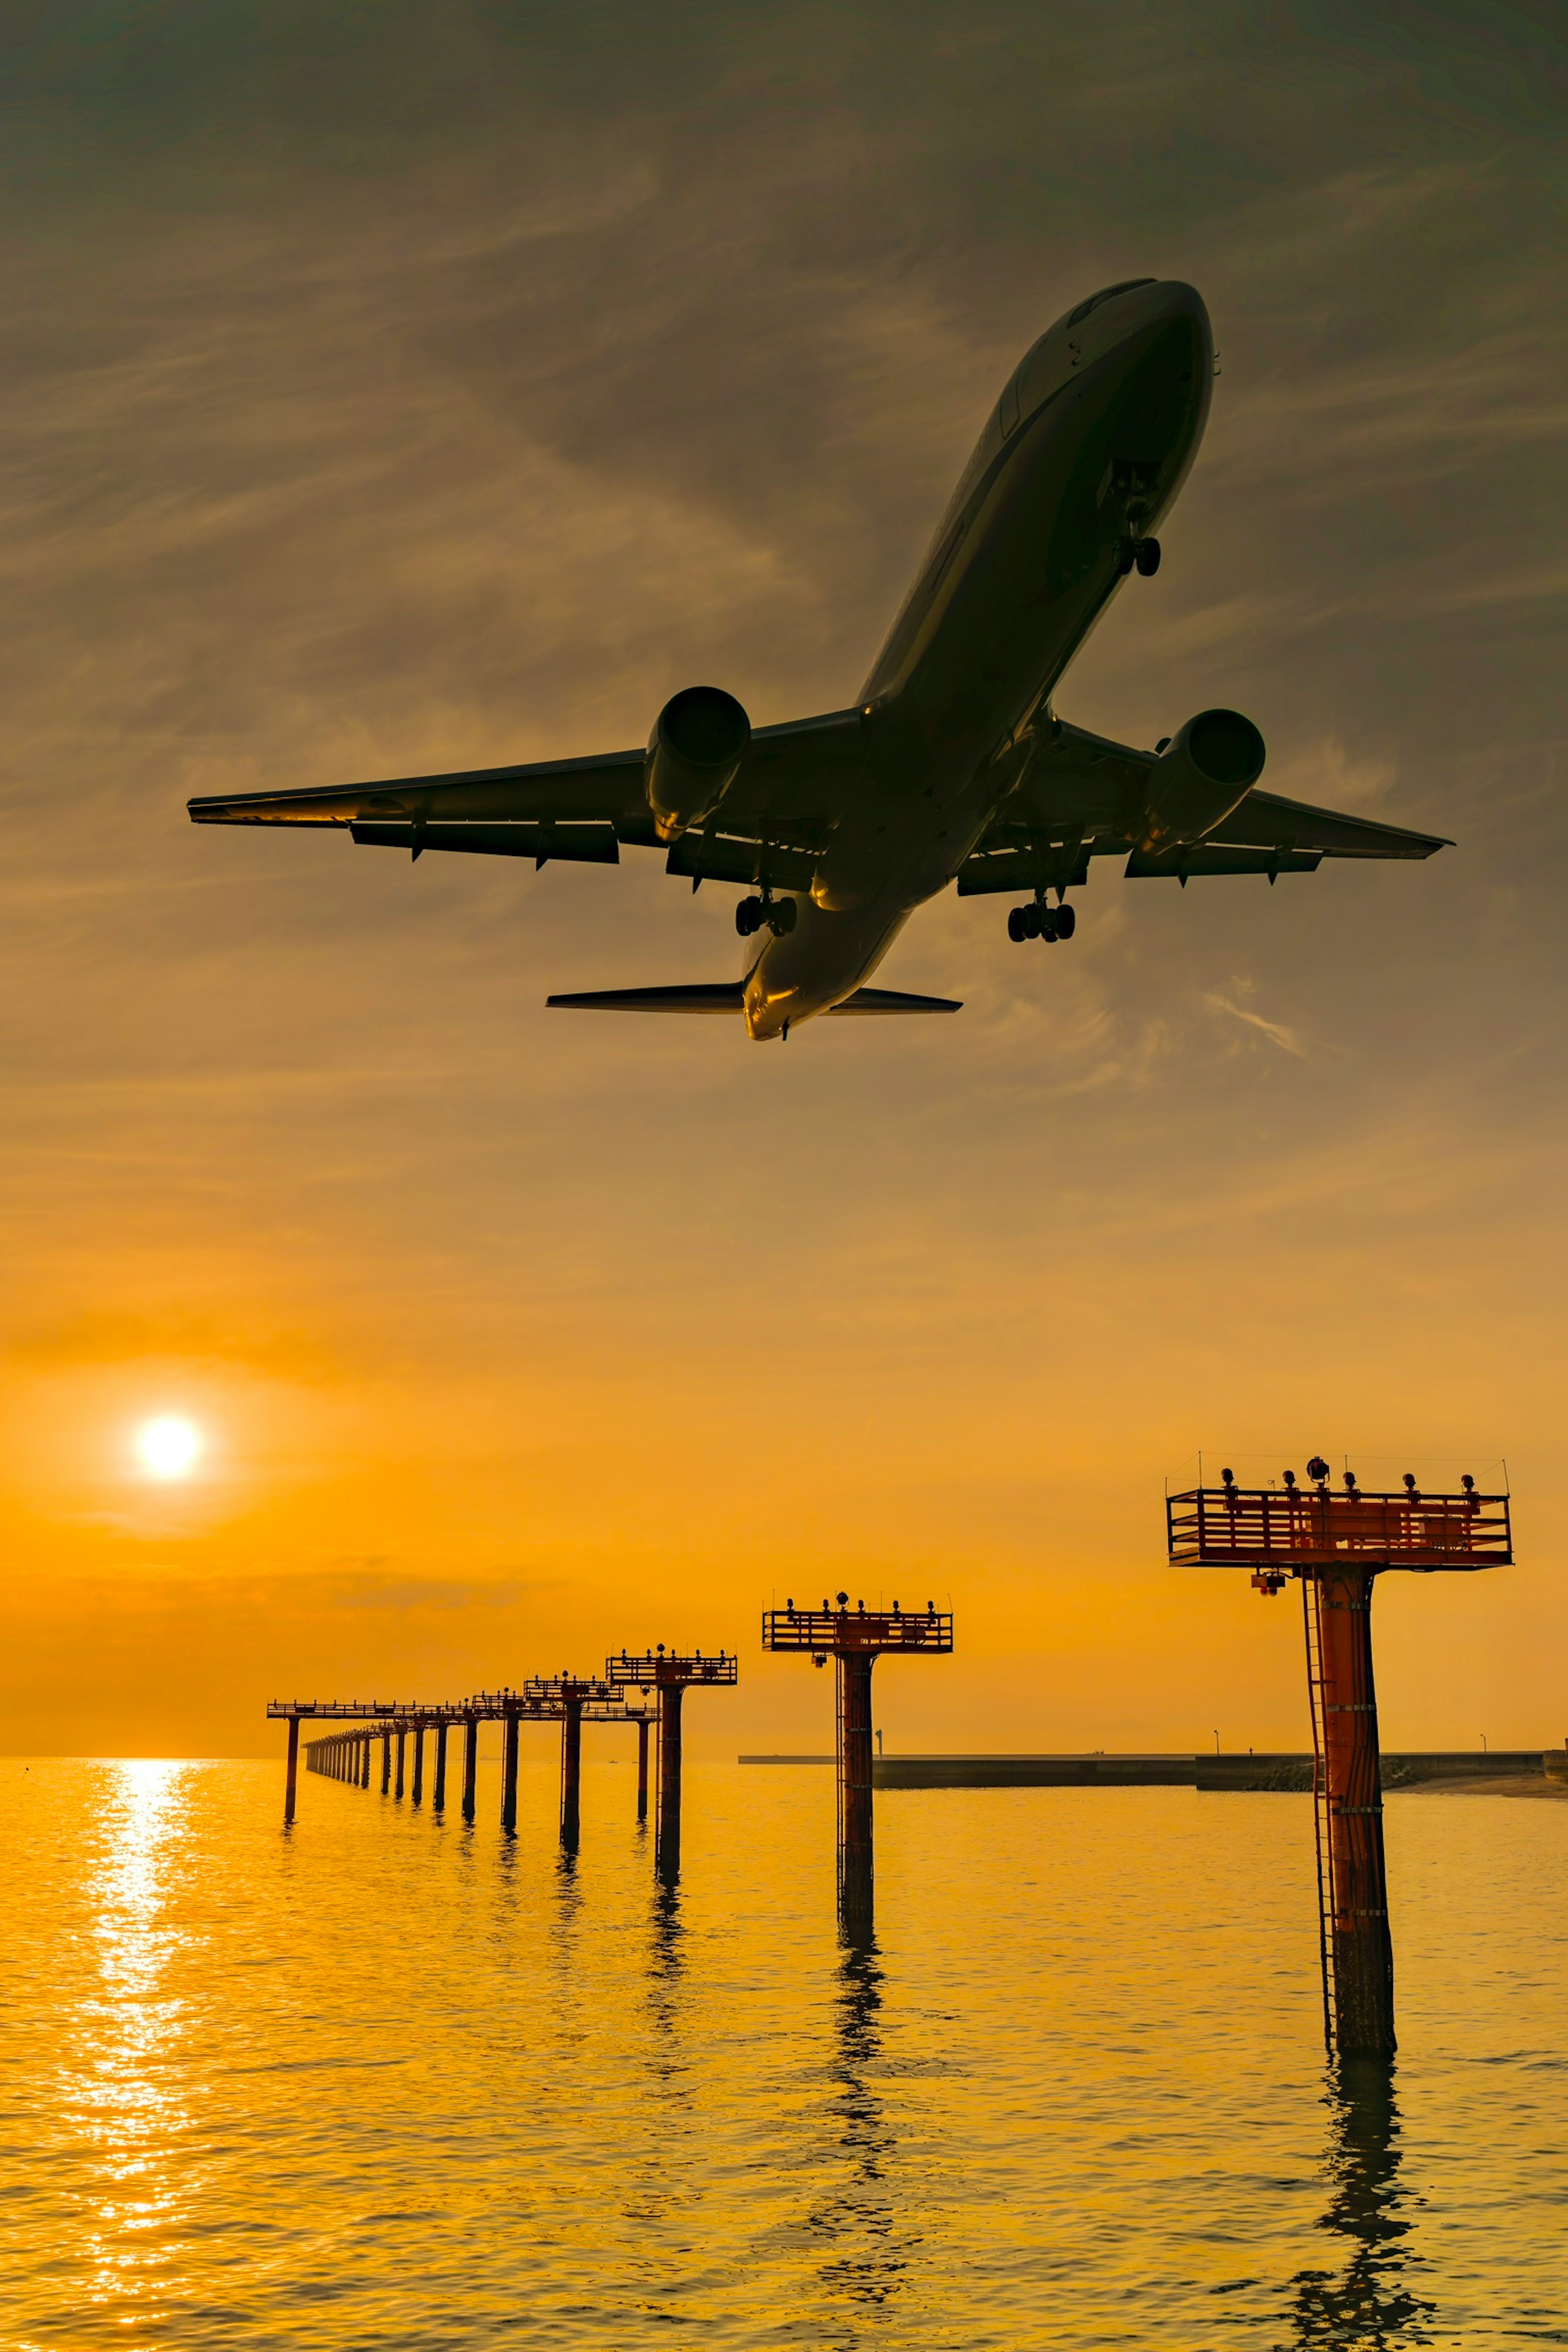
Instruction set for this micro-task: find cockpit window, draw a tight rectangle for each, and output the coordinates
[1064,278,1156,327]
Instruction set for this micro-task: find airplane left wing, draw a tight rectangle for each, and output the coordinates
[186,708,866,884]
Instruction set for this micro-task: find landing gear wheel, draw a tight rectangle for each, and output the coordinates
[1116,537,1137,577]
[1039,909,1059,942]
[768,896,798,937]
[1053,902,1077,939]
[735,896,764,938]
[1007,906,1029,944]
[1134,537,1161,577]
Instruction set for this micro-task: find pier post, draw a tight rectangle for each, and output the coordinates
[433,1722,448,1811]
[395,1727,406,1799]
[837,1653,875,1938]
[462,1714,479,1822]
[284,1714,301,1822]
[655,1684,684,1880]
[360,1735,370,1787]
[1310,1569,1395,2055]
[560,1698,584,1851]
[637,1716,649,1824]
[381,1730,391,1794]
[501,1708,520,1833]
[412,1723,425,1806]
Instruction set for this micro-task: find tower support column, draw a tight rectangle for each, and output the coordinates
[412,1724,425,1806]
[501,1709,520,1833]
[381,1730,391,1794]
[1310,1568,1395,2055]
[433,1722,448,1811]
[284,1715,301,1822]
[395,1728,406,1799]
[561,1699,584,1850]
[656,1685,684,1878]
[462,1715,479,1820]
[637,1717,650,1824]
[837,1653,875,1937]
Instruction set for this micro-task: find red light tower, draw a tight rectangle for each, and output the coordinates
[762,1595,953,1936]
[1167,1460,1512,2054]
[606,1647,738,1877]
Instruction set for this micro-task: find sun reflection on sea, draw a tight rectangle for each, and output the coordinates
[67,1762,199,2333]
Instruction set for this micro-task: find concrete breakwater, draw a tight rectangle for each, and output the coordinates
[739,1751,1562,1790]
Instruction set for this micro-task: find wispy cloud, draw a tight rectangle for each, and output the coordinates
[1202,979,1310,1058]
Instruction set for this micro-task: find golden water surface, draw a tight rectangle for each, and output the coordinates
[2,1756,1564,2349]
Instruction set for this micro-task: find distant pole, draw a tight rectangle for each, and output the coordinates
[560,1698,584,1851]
[637,1717,650,1824]
[395,1728,406,1800]
[284,1715,301,1823]
[656,1685,684,1880]
[433,1721,448,1811]
[381,1730,391,1794]
[501,1708,520,1833]
[837,1653,875,1938]
[462,1714,479,1821]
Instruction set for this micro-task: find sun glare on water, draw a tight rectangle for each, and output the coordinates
[135,1415,203,1480]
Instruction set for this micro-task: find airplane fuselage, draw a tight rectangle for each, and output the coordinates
[742,278,1213,1038]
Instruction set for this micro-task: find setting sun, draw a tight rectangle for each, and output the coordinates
[135,1416,203,1481]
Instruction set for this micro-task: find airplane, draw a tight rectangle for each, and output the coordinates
[188,278,1448,1041]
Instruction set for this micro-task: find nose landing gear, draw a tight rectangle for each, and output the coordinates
[736,893,798,939]
[1007,899,1077,944]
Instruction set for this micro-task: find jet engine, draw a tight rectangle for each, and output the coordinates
[645,686,751,843]
[1133,708,1265,853]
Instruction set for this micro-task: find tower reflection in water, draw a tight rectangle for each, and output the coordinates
[1285,2057,1437,2349]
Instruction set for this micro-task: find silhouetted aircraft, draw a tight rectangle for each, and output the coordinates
[189,280,1447,1040]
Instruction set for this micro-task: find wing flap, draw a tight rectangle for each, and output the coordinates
[1125,845,1322,878]
[663,832,817,890]
[350,821,620,865]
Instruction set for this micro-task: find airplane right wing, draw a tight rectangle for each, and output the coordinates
[959,719,1450,892]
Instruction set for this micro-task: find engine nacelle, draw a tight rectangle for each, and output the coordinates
[1133,708,1265,853]
[645,686,750,843]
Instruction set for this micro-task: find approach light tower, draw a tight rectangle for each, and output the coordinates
[762,1594,953,1938]
[606,1646,738,1878]
[1167,1459,1512,2055]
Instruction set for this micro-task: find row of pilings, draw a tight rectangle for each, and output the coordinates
[279,1650,741,1880]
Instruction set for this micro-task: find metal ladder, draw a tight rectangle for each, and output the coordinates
[1301,1572,1336,2050]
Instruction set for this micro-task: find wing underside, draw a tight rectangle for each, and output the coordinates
[187,710,864,888]
[956,718,1449,892]
[189,706,1448,892]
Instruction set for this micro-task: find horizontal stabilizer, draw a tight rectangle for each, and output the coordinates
[546,984,746,1013]
[545,982,962,1018]
[828,987,962,1014]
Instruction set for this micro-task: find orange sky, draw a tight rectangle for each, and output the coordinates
[2,3,1563,1758]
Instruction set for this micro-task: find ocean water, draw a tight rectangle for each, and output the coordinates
[1,1753,1564,2350]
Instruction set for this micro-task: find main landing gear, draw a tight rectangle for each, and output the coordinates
[1007,900,1077,944]
[736,893,798,939]
[1116,535,1160,577]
